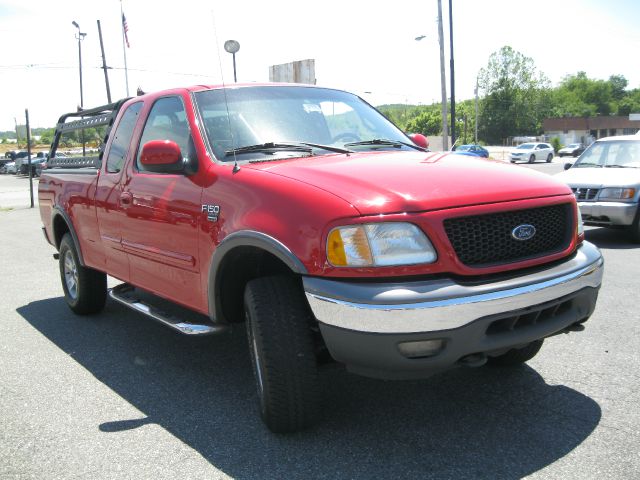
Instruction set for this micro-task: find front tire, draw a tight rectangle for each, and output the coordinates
[487,339,543,366]
[546,153,553,163]
[628,208,640,243]
[59,233,107,314]
[244,276,320,433]
[528,154,535,163]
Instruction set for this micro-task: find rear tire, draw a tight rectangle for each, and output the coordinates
[59,233,107,314]
[487,339,544,366]
[528,154,535,164]
[244,276,320,433]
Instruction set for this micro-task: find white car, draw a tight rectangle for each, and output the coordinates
[1,161,17,174]
[555,134,640,242]
[509,142,554,163]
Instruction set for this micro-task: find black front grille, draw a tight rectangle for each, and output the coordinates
[443,204,574,267]
[572,187,599,201]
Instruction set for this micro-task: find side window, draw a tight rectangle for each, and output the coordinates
[136,96,190,171]
[105,102,143,173]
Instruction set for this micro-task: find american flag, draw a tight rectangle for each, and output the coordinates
[122,13,130,48]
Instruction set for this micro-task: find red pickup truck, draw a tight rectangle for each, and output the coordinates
[39,84,604,433]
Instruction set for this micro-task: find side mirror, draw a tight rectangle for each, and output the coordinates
[564,162,573,170]
[140,140,184,173]
[408,133,429,149]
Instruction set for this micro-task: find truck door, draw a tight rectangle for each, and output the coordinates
[119,96,204,310]
[95,101,144,282]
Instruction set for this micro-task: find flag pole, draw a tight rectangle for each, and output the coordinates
[120,0,130,96]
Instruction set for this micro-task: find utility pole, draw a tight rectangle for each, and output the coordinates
[14,117,20,147]
[25,109,34,208]
[448,0,456,147]
[463,113,468,142]
[474,77,479,144]
[97,20,112,103]
[437,0,449,151]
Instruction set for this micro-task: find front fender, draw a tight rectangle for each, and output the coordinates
[207,230,308,323]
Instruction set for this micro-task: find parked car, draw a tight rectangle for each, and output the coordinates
[558,143,586,158]
[1,161,17,174]
[16,152,49,175]
[4,150,22,161]
[35,152,66,177]
[555,134,640,242]
[14,151,35,174]
[453,144,489,158]
[509,142,554,163]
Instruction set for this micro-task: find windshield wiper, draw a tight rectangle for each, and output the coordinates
[225,141,354,158]
[605,164,635,168]
[344,138,426,151]
[575,163,603,168]
[225,142,313,157]
[296,142,353,154]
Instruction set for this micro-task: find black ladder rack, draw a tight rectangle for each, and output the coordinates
[46,98,131,170]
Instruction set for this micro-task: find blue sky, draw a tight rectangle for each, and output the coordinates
[0,0,639,130]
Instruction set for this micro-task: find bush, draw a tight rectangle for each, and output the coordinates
[551,137,562,153]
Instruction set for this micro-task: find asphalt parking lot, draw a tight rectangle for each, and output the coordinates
[1,167,639,479]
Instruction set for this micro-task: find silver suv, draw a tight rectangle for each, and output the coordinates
[555,134,640,242]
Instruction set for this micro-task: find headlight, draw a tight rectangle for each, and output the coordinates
[327,222,437,267]
[598,187,636,201]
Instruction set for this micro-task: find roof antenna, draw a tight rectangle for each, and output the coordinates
[211,10,240,174]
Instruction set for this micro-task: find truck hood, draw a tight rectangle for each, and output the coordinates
[248,151,571,215]
[555,166,640,187]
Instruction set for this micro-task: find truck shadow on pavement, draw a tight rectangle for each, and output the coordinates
[18,297,601,480]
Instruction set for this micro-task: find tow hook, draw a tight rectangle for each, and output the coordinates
[458,353,488,368]
[563,322,586,333]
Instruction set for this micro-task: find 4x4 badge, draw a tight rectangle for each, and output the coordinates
[202,204,220,222]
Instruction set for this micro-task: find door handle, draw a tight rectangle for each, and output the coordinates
[120,191,133,207]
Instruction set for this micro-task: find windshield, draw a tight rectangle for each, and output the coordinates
[516,144,534,150]
[573,139,640,168]
[193,86,414,161]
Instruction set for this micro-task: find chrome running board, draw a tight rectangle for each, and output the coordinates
[109,284,227,336]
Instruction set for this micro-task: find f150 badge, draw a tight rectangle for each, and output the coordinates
[202,204,220,222]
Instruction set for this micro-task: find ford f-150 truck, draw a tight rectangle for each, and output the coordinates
[39,84,604,433]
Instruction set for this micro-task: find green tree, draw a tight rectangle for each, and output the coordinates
[405,105,442,136]
[477,46,551,144]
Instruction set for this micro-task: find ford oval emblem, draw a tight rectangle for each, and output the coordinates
[512,224,536,241]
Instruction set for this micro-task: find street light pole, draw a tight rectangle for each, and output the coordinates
[71,21,86,108]
[72,21,87,158]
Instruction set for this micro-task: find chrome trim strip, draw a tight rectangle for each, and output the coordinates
[304,241,603,334]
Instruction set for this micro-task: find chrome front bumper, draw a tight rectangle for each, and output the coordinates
[303,241,603,335]
[579,201,638,226]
